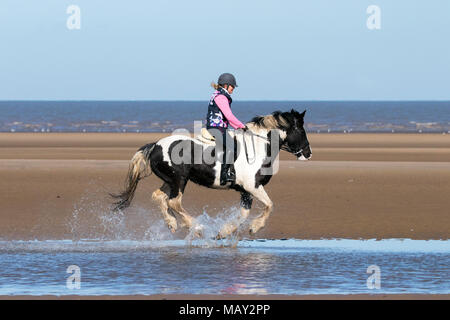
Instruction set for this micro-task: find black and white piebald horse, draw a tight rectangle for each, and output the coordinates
[112,109,312,238]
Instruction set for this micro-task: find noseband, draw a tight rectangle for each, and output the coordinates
[282,143,309,158]
[293,148,304,157]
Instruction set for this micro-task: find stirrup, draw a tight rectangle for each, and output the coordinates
[220,165,235,185]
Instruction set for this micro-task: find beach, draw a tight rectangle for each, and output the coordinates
[2,0,450,304]
[0,132,449,300]
[0,132,449,241]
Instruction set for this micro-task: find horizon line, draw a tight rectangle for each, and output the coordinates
[1,99,450,102]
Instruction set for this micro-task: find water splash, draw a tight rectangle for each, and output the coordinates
[67,184,175,242]
[67,184,250,246]
[185,206,250,248]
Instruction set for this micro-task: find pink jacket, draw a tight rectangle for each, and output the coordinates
[214,94,246,129]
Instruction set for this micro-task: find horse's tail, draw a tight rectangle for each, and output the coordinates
[110,143,156,211]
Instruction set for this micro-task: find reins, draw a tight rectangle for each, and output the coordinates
[240,128,269,164]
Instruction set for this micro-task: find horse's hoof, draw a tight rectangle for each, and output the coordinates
[194,231,203,238]
[192,224,204,238]
[167,221,177,233]
[215,233,225,240]
[216,230,228,240]
[249,225,263,235]
[249,219,265,235]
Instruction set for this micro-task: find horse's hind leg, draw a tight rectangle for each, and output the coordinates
[167,178,194,229]
[167,192,194,228]
[152,183,177,233]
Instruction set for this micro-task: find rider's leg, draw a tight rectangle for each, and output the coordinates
[207,127,235,185]
[221,130,236,185]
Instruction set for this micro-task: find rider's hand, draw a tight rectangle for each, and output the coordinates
[242,125,249,132]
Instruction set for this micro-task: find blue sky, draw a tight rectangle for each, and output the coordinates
[0,0,449,100]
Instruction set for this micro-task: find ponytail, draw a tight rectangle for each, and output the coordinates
[211,82,221,90]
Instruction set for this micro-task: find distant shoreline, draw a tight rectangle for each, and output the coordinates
[1,101,449,133]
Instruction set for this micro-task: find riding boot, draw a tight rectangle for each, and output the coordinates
[219,129,236,185]
[220,163,236,185]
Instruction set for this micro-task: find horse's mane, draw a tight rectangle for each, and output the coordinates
[247,111,292,131]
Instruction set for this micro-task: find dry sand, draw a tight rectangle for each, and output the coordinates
[0,133,449,240]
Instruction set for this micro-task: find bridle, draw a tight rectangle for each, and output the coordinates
[240,127,310,160]
[280,128,309,157]
[293,148,304,157]
[283,125,310,158]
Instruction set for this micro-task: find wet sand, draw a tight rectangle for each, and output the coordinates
[1,132,450,161]
[0,133,449,240]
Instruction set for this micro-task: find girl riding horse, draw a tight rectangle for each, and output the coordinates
[111,103,312,238]
[206,73,247,185]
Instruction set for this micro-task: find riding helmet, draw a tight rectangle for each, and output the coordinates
[218,73,238,88]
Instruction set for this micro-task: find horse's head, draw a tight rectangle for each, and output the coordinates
[248,109,312,161]
[281,109,312,161]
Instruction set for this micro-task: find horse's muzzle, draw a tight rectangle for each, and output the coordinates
[296,146,312,161]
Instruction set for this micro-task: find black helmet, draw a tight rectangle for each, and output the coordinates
[218,73,238,88]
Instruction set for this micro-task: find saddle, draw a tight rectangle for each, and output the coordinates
[195,128,258,164]
[195,128,216,145]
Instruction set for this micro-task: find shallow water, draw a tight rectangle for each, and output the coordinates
[1,200,449,296]
[0,239,448,296]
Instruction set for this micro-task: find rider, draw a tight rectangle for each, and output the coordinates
[206,73,246,185]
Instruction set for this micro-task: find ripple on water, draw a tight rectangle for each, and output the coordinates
[0,239,448,296]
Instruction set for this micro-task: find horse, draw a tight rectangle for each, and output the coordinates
[111,109,312,238]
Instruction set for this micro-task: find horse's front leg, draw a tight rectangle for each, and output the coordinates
[217,191,253,239]
[248,186,273,235]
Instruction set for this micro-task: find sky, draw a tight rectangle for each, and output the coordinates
[0,0,449,100]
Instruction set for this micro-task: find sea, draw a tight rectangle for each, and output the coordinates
[1,101,449,133]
